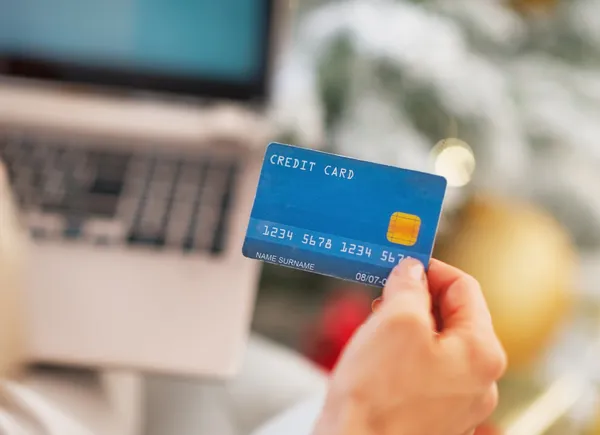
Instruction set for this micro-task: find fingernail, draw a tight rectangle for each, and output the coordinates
[371,297,382,312]
[393,257,425,281]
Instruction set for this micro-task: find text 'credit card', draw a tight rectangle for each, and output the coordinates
[242,143,447,287]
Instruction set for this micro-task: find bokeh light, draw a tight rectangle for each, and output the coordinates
[431,138,476,188]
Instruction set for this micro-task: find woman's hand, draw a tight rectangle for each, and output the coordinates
[312,258,507,435]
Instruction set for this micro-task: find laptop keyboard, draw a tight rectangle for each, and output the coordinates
[0,132,240,255]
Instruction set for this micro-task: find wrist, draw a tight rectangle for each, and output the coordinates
[312,393,376,435]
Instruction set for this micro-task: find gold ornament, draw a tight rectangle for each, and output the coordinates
[434,195,576,370]
[509,0,558,14]
[585,409,600,435]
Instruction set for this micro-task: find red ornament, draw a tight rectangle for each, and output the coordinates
[302,288,372,371]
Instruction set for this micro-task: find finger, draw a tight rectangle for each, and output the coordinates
[383,257,428,300]
[427,259,492,334]
[427,259,478,300]
[474,424,502,435]
[461,385,499,435]
[478,383,500,422]
[432,303,444,332]
[465,383,499,424]
[0,159,6,184]
[379,257,433,327]
[371,297,382,312]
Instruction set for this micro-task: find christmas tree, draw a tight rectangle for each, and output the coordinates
[270,1,600,432]
[274,0,600,247]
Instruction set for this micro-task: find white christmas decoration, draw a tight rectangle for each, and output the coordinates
[270,0,600,243]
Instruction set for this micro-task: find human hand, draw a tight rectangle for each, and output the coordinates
[312,258,507,435]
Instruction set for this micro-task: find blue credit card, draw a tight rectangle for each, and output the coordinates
[242,143,447,287]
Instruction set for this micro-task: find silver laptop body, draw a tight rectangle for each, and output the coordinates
[0,0,286,378]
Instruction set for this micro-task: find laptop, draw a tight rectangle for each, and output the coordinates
[0,0,285,378]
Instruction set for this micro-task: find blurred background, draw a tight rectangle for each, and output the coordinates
[258,0,600,433]
[2,0,600,434]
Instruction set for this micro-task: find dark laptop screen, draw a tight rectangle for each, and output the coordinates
[0,0,274,101]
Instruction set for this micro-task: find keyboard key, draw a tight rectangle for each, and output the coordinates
[211,163,239,253]
[64,218,83,239]
[180,162,210,252]
[127,232,165,247]
[191,165,226,250]
[86,219,125,245]
[182,237,195,252]
[88,194,120,217]
[26,212,64,240]
[165,200,196,247]
[89,151,130,196]
[90,179,123,196]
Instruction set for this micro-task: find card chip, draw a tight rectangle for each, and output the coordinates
[387,212,421,246]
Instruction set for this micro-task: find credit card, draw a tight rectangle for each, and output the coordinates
[242,143,447,287]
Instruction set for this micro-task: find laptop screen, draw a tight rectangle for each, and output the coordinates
[0,0,274,101]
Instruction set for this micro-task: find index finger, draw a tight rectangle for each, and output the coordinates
[0,159,6,183]
[427,259,492,334]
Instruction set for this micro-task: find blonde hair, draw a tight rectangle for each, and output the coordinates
[0,162,27,379]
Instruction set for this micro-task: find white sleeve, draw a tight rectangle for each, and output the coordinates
[0,380,94,435]
[251,392,326,435]
[0,407,33,435]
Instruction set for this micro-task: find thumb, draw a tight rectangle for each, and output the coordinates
[378,258,433,327]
